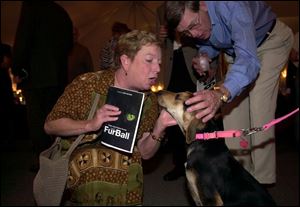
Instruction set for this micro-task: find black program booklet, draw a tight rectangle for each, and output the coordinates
[100,86,145,153]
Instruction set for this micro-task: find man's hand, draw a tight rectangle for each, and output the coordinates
[185,89,223,123]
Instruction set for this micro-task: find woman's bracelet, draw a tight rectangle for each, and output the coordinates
[150,132,164,142]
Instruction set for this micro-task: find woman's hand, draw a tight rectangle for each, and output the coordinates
[44,104,121,137]
[87,104,121,131]
[137,109,177,160]
[157,109,178,129]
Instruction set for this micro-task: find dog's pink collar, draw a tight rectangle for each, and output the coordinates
[196,108,299,144]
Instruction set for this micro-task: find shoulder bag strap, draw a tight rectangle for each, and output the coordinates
[65,93,100,157]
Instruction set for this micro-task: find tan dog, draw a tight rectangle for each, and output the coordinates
[157,90,276,206]
[156,90,205,144]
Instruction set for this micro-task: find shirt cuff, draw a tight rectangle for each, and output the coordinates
[223,80,241,102]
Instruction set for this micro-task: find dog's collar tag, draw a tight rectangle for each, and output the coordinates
[239,138,249,149]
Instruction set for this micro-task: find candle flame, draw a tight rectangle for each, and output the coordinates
[151,83,164,92]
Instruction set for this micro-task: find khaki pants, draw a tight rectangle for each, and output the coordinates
[223,20,294,184]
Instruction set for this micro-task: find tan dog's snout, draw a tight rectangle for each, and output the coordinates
[157,90,206,144]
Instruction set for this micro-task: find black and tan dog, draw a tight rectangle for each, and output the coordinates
[157,90,276,206]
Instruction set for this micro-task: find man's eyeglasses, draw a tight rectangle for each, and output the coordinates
[181,12,201,37]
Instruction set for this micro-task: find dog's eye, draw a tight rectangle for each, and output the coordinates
[175,94,180,100]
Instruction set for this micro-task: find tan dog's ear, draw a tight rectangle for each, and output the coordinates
[186,118,206,144]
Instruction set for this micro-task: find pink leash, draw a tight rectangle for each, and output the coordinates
[196,108,299,148]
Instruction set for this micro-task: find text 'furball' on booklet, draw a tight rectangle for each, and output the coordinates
[101,86,145,153]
